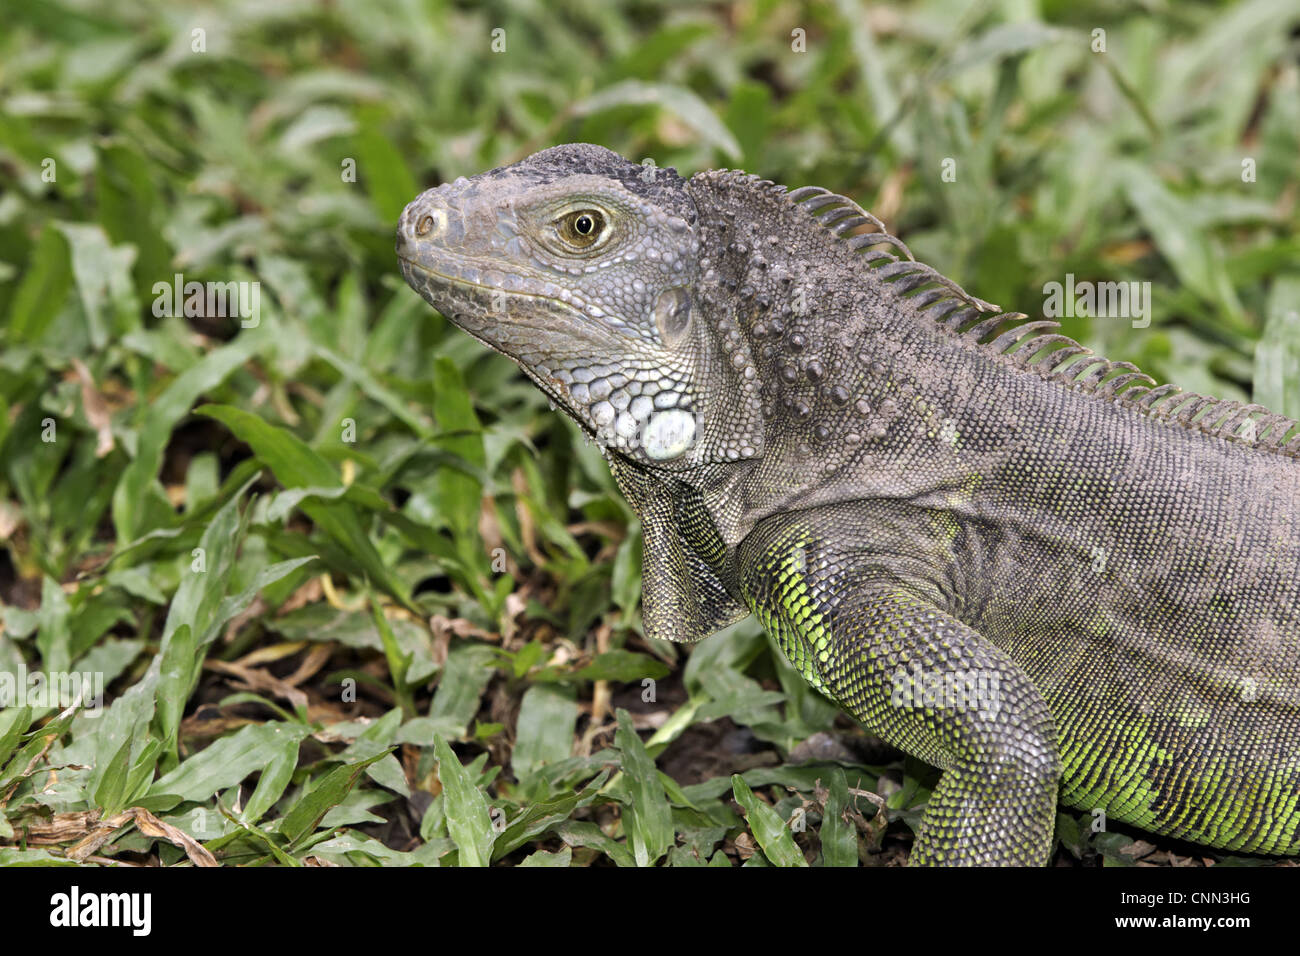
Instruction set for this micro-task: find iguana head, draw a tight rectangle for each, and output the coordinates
[397,143,761,468]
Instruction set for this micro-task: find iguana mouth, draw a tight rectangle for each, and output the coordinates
[397,256,630,346]
[396,257,601,439]
[398,255,564,325]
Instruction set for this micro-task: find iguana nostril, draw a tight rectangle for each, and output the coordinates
[411,207,450,239]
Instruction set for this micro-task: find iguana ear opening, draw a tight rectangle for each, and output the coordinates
[653,287,692,348]
[609,459,749,644]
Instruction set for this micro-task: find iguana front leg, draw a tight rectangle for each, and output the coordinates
[739,514,1061,865]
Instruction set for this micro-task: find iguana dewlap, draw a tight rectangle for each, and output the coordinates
[397,144,1300,865]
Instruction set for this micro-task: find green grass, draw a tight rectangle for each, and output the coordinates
[0,0,1297,866]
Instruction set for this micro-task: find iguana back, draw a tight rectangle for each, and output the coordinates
[397,144,1300,863]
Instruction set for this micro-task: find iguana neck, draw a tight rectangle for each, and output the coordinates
[686,167,1300,487]
[684,171,987,519]
[690,169,911,465]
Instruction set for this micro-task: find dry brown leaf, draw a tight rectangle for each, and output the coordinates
[590,621,613,723]
[283,643,334,687]
[129,807,218,867]
[733,832,756,860]
[68,811,132,861]
[1,726,62,809]
[204,659,309,711]
[222,595,268,644]
[179,714,258,738]
[70,358,115,458]
[565,519,625,542]
[69,807,218,866]
[276,574,325,616]
[235,640,308,668]
[21,810,102,845]
[0,500,23,541]
[428,614,497,644]
[511,468,547,567]
[1120,839,1158,860]
[501,591,527,645]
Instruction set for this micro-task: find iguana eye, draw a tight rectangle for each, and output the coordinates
[556,209,607,248]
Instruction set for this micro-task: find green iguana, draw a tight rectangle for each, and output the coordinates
[396,144,1300,866]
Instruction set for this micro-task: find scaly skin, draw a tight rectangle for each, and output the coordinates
[397,144,1300,865]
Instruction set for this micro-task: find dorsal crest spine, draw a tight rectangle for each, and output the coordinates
[765,180,1300,457]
